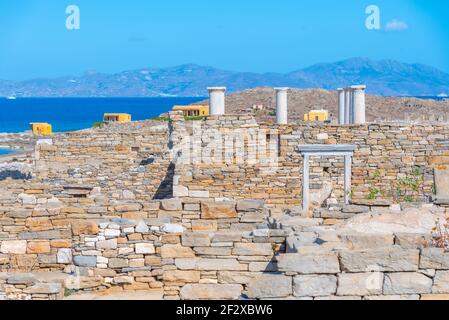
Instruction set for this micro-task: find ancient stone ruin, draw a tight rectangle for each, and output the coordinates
[1,90,449,300]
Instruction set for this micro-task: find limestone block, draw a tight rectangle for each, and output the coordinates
[164,270,201,283]
[232,243,273,256]
[191,220,217,232]
[24,283,62,294]
[175,258,246,271]
[339,247,419,272]
[160,199,182,211]
[383,273,433,295]
[247,274,292,299]
[27,241,51,254]
[0,240,27,254]
[73,256,97,267]
[173,186,189,198]
[277,253,340,274]
[180,284,242,300]
[57,248,73,264]
[337,273,384,296]
[108,258,128,269]
[189,190,210,198]
[160,223,185,234]
[293,275,337,297]
[236,199,265,212]
[432,271,449,294]
[25,217,53,231]
[182,232,212,247]
[201,201,237,219]
[71,220,99,236]
[96,239,118,250]
[18,193,37,205]
[420,248,449,269]
[135,243,155,254]
[161,245,195,258]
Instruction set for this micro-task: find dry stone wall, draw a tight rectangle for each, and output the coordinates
[2,115,449,300]
[173,115,449,209]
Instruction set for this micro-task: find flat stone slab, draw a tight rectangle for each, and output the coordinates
[180,284,242,300]
[339,247,419,272]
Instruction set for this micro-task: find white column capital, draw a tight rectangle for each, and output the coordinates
[350,85,366,91]
[274,87,289,92]
[207,87,227,92]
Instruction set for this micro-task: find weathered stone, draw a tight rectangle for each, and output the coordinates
[161,245,195,258]
[218,271,258,285]
[7,209,32,219]
[173,185,189,198]
[191,220,217,232]
[432,271,449,294]
[57,248,72,264]
[201,201,237,219]
[182,232,211,247]
[383,273,433,295]
[7,273,37,285]
[236,199,265,212]
[277,253,340,274]
[18,193,36,205]
[339,247,419,272]
[248,261,278,272]
[25,217,53,231]
[337,273,384,296]
[164,270,201,283]
[193,247,232,256]
[189,190,209,198]
[160,223,185,234]
[342,205,369,214]
[160,199,182,211]
[114,203,142,212]
[420,248,449,269]
[74,255,97,267]
[25,283,61,294]
[27,241,51,254]
[135,243,155,254]
[247,274,292,299]
[180,284,242,300]
[71,220,99,236]
[338,233,394,250]
[135,221,149,233]
[1,240,27,254]
[108,258,128,269]
[212,232,242,243]
[175,258,246,271]
[394,233,432,249]
[293,275,337,297]
[232,243,273,256]
[96,239,118,250]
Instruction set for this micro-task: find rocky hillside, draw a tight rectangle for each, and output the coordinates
[192,87,449,123]
[1,58,448,97]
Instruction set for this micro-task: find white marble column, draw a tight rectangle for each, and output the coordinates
[344,88,352,124]
[275,87,288,124]
[337,88,345,124]
[351,85,367,124]
[208,87,226,115]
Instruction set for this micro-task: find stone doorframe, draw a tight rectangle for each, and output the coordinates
[297,144,356,212]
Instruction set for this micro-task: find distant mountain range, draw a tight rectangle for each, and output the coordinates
[1,58,449,97]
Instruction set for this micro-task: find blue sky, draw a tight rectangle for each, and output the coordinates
[0,0,448,80]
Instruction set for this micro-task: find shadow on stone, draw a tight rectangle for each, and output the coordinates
[153,162,175,200]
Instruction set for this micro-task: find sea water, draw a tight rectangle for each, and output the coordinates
[0,97,205,133]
